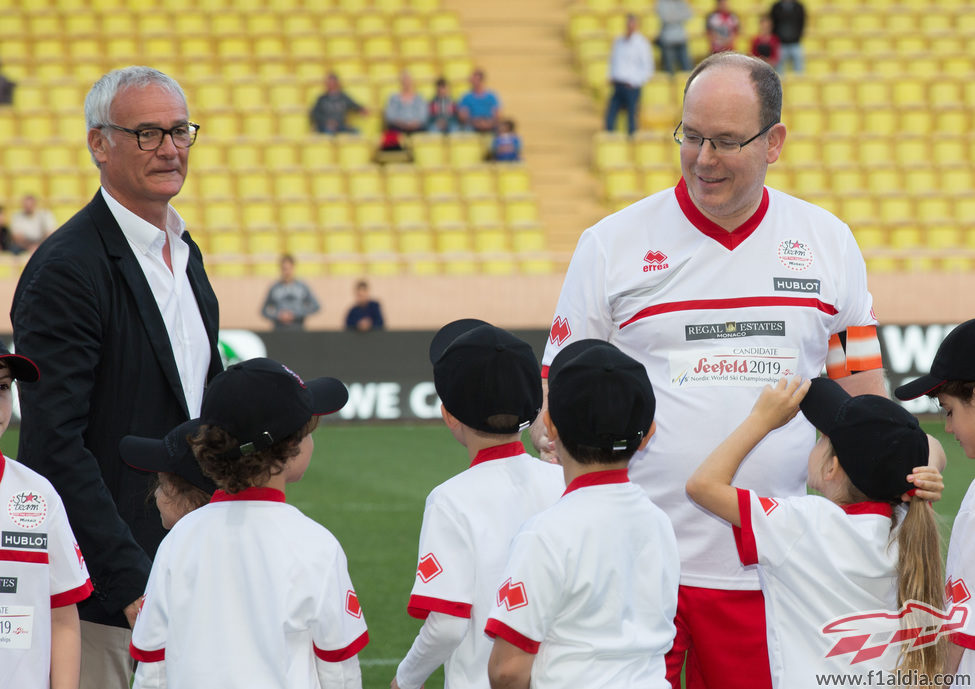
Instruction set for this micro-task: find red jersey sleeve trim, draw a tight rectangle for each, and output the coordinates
[407,595,472,620]
[732,488,758,566]
[484,618,540,654]
[541,365,549,379]
[130,641,165,662]
[314,630,370,662]
[51,579,93,608]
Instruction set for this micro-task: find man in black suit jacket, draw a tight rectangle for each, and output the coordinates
[11,66,222,689]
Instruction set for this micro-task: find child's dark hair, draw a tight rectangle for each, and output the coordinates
[190,416,319,493]
[929,380,975,403]
[151,472,211,513]
[558,434,641,465]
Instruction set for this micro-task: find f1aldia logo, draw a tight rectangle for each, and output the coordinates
[643,249,669,272]
[821,600,967,665]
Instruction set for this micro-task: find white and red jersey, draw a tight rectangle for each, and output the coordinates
[735,488,903,687]
[946,479,975,677]
[542,180,878,590]
[0,454,92,689]
[405,442,564,688]
[485,470,679,689]
[131,487,368,689]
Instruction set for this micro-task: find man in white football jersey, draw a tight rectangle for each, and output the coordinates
[534,52,943,689]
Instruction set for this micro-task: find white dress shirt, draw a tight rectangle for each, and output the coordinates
[608,32,654,87]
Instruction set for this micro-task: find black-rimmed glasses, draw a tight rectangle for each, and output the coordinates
[102,122,200,151]
[673,120,776,154]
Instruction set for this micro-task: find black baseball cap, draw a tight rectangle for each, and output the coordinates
[894,319,975,400]
[120,420,216,495]
[548,339,655,452]
[429,319,542,434]
[0,341,39,382]
[200,358,349,459]
[800,377,927,501]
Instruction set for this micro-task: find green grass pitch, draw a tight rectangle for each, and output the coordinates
[2,420,971,689]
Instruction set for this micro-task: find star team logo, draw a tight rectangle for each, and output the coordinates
[549,316,571,346]
[777,239,814,271]
[417,553,443,583]
[497,578,528,611]
[345,590,363,618]
[643,249,669,272]
[7,491,47,529]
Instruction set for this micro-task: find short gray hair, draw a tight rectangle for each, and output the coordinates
[84,66,187,166]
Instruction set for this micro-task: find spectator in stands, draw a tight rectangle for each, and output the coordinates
[384,70,428,135]
[656,0,695,75]
[706,0,741,54]
[427,77,460,134]
[751,15,781,68]
[0,61,15,105]
[605,13,654,136]
[491,119,522,162]
[345,280,385,332]
[310,72,367,135]
[261,254,321,331]
[457,69,501,134]
[770,0,806,74]
[0,205,11,252]
[8,193,56,254]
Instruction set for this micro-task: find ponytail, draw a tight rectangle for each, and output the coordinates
[894,497,945,679]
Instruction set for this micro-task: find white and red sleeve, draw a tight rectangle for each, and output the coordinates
[130,557,169,664]
[407,497,475,620]
[732,488,810,569]
[540,227,615,375]
[945,481,975,651]
[47,490,93,607]
[484,525,561,654]
[312,545,369,663]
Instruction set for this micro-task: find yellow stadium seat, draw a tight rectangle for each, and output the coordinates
[278,201,316,230]
[361,229,397,257]
[934,107,970,133]
[458,167,496,199]
[512,227,546,253]
[237,171,272,201]
[272,171,310,201]
[903,168,938,195]
[793,168,829,196]
[225,144,261,171]
[198,172,235,200]
[204,202,240,230]
[467,199,503,229]
[429,199,466,228]
[323,227,358,255]
[593,132,631,169]
[202,113,240,141]
[311,169,346,199]
[283,229,322,257]
[410,133,447,168]
[48,171,84,203]
[347,167,385,200]
[633,134,672,168]
[604,168,641,201]
[496,165,532,198]
[356,13,389,36]
[399,35,435,60]
[826,107,861,136]
[335,136,373,168]
[363,35,396,61]
[932,139,967,167]
[916,197,952,221]
[391,199,427,228]
[423,169,458,199]
[385,164,422,199]
[355,200,390,229]
[866,166,902,196]
[247,229,282,257]
[861,110,897,136]
[838,194,877,225]
[39,144,76,170]
[264,143,299,171]
[449,134,486,168]
[428,10,461,33]
[893,137,927,167]
[504,199,539,228]
[436,33,469,58]
[643,165,679,194]
[3,143,37,170]
[437,227,472,253]
[300,138,336,170]
[941,166,973,194]
[241,202,276,230]
[400,227,435,254]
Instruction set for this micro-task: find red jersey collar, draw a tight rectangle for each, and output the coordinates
[470,441,526,468]
[563,469,629,496]
[0,453,5,483]
[841,501,893,517]
[674,177,770,251]
[210,487,286,503]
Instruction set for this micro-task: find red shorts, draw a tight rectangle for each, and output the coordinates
[666,585,773,689]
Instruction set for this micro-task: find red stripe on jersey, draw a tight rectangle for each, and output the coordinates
[210,487,286,503]
[619,296,839,329]
[563,469,629,496]
[540,365,550,379]
[129,642,165,663]
[51,579,93,608]
[0,549,49,564]
[314,630,370,662]
[674,177,770,251]
[950,631,975,651]
[732,488,758,567]
[841,502,893,517]
[407,595,473,620]
[484,618,541,654]
[470,442,526,468]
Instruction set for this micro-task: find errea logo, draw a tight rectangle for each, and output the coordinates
[643,250,669,272]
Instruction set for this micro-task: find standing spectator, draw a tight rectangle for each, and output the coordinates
[491,119,522,162]
[384,70,428,134]
[751,15,781,68]
[706,0,741,54]
[457,69,501,133]
[0,60,15,105]
[261,253,321,331]
[427,77,459,133]
[605,13,654,136]
[532,53,945,689]
[344,279,384,331]
[656,0,695,75]
[8,193,57,254]
[770,0,806,74]
[310,72,367,135]
[11,66,222,689]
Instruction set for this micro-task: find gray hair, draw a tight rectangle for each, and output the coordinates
[84,66,187,166]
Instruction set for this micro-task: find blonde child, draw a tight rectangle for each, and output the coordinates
[687,377,944,687]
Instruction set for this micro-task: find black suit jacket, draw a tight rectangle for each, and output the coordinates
[11,191,222,626]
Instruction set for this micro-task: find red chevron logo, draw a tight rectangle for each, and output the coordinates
[758,497,779,516]
[549,316,571,346]
[644,250,668,264]
[497,577,528,611]
[345,590,362,618]
[946,576,971,605]
[417,553,443,583]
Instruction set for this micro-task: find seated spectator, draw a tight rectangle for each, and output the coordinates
[345,280,385,332]
[8,193,56,254]
[491,119,522,162]
[310,72,367,135]
[751,15,781,67]
[706,0,740,54]
[384,70,427,134]
[427,77,460,134]
[261,254,321,331]
[457,69,500,133]
[0,60,15,105]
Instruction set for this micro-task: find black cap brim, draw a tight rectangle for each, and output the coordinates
[429,318,490,364]
[799,377,853,436]
[894,374,945,401]
[308,377,350,416]
[0,353,40,382]
[120,420,216,495]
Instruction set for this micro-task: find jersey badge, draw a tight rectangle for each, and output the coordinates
[758,497,779,516]
[643,249,669,272]
[416,553,443,583]
[497,577,528,611]
[345,590,363,618]
[0,577,16,594]
[74,541,85,569]
[7,491,48,529]
[777,239,814,272]
[1,531,48,549]
[946,577,971,606]
[549,317,571,346]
